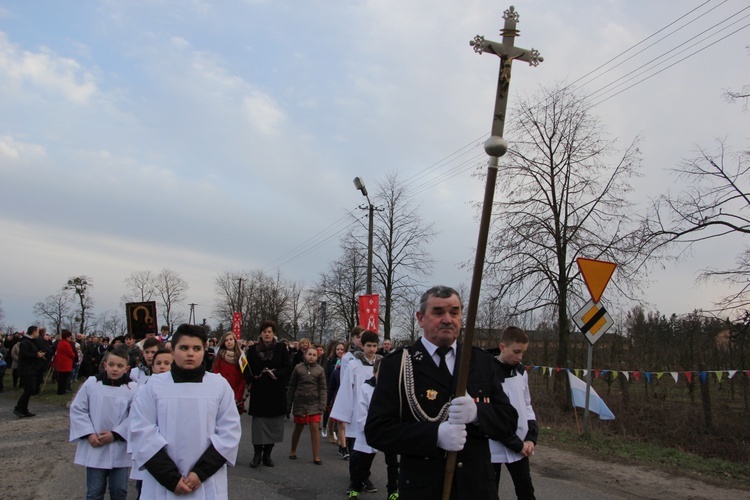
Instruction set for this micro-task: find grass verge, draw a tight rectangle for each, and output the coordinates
[541,426,750,490]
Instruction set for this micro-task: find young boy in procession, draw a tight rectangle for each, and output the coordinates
[490,326,538,500]
[349,357,399,499]
[129,324,241,498]
[128,347,174,497]
[69,346,137,500]
[330,330,381,494]
[130,337,161,385]
[334,326,365,458]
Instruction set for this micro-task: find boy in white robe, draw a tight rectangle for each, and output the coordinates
[129,348,174,495]
[489,327,538,500]
[330,330,381,494]
[129,324,241,499]
[69,346,137,500]
[350,358,399,499]
[130,337,161,385]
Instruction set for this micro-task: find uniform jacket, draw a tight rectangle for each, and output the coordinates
[246,341,291,418]
[286,362,327,417]
[365,338,519,500]
[17,335,44,377]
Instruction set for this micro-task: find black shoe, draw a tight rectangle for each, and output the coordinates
[249,454,262,468]
[13,409,27,418]
[363,479,377,493]
[262,456,275,467]
[24,411,36,417]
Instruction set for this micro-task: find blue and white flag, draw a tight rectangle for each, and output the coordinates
[567,371,615,420]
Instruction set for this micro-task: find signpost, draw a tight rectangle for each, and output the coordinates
[574,257,616,435]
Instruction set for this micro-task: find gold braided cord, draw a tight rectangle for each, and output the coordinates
[399,350,450,423]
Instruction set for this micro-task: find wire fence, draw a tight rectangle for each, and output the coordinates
[526,365,750,463]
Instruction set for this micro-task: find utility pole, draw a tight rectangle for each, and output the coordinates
[443,6,543,500]
[236,277,243,312]
[353,177,375,295]
[188,303,197,325]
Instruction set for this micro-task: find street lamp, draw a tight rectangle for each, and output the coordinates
[353,176,374,295]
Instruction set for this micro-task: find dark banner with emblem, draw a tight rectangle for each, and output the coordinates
[126,301,158,340]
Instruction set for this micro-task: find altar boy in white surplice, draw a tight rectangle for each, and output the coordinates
[130,324,241,499]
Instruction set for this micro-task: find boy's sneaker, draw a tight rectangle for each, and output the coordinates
[348,491,359,498]
[321,428,328,437]
[363,479,377,493]
[387,493,399,500]
[13,409,26,418]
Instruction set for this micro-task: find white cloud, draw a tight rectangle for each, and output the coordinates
[0,32,97,103]
[0,135,46,164]
[170,36,190,49]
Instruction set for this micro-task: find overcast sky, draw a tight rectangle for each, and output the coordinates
[0,0,747,330]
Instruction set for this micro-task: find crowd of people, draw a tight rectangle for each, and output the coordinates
[5,285,540,499]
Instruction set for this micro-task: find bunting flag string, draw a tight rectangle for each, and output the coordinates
[525,365,747,385]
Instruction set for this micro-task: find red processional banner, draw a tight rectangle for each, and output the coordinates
[358,294,380,332]
[232,312,242,339]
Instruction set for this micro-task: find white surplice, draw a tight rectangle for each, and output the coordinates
[69,375,138,469]
[129,371,241,500]
[489,370,536,464]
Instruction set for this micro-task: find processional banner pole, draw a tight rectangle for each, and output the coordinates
[442,6,543,499]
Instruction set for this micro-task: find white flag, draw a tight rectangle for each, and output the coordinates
[567,371,615,420]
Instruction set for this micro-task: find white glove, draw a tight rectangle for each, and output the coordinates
[448,395,477,425]
[437,422,466,451]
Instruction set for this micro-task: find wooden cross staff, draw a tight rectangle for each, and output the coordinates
[442,6,542,499]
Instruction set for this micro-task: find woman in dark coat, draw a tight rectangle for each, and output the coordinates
[246,320,291,468]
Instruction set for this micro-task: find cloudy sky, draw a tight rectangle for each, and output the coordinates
[0,0,747,330]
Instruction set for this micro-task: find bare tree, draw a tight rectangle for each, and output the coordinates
[213,271,246,330]
[283,281,306,341]
[33,292,73,335]
[213,269,292,338]
[155,269,189,333]
[723,45,749,111]
[646,139,750,312]
[482,84,647,398]
[64,276,94,334]
[317,239,366,335]
[362,173,436,340]
[96,310,127,338]
[0,299,4,329]
[123,270,157,302]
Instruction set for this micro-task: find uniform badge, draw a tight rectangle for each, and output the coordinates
[426,389,438,400]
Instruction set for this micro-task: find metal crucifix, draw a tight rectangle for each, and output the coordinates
[442,6,543,499]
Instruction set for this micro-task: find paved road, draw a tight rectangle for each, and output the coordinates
[0,392,743,499]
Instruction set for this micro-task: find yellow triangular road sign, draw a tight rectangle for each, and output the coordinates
[577,257,616,303]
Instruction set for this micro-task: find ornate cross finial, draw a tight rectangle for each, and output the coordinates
[503,6,519,22]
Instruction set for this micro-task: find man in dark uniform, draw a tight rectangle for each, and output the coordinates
[14,326,46,417]
[365,286,518,499]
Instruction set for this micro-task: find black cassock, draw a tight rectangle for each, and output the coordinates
[365,338,518,500]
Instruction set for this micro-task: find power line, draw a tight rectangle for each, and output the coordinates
[569,0,721,90]
[588,19,750,107]
[584,6,750,103]
[263,0,745,274]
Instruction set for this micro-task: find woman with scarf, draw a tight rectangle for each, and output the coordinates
[212,332,247,415]
[246,320,291,468]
